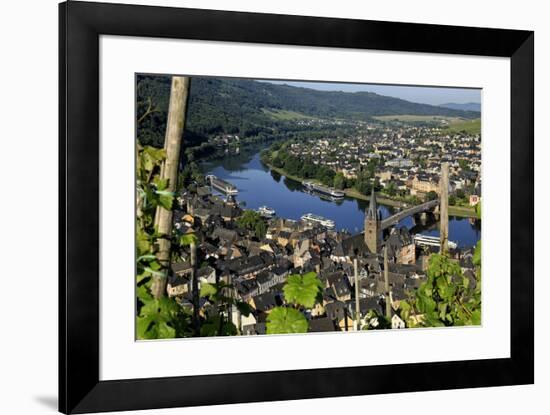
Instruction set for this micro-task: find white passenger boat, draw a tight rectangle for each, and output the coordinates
[206,174,238,195]
[258,205,276,217]
[303,181,345,199]
[300,213,335,229]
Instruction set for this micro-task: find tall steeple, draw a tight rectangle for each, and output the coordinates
[364,188,381,253]
[366,187,379,220]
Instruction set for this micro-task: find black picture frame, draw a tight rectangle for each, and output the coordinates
[59,1,534,413]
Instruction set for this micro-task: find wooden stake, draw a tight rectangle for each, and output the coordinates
[384,246,391,320]
[439,162,449,254]
[151,76,191,299]
[190,241,200,336]
[353,258,360,330]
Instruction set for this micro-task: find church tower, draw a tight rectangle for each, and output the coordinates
[364,188,381,253]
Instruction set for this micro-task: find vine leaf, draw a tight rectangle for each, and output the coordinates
[283,272,323,309]
[200,282,217,299]
[266,307,308,334]
[136,298,178,340]
[473,240,481,267]
[200,316,238,337]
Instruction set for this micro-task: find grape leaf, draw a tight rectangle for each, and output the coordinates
[473,240,481,267]
[200,282,217,299]
[266,307,308,334]
[283,272,323,309]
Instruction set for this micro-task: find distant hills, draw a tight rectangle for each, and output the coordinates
[439,102,481,112]
[137,75,480,147]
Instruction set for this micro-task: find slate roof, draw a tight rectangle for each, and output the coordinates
[256,270,272,285]
[309,317,337,332]
[341,233,371,256]
[212,227,238,243]
[253,292,279,312]
[171,261,192,275]
[325,300,347,322]
[235,279,259,297]
[348,297,384,316]
[333,278,351,298]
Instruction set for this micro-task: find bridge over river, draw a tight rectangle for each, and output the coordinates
[380,199,439,230]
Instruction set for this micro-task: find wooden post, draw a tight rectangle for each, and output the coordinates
[151,76,191,299]
[344,308,349,332]
[384,246,391,321]
[353,258,360,331]
[190,241,201,336]
[439,162,449,254]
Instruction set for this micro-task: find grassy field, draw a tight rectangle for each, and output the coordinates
[373,114,481,135]
[262,109,313,120]
[448,205,477,217]
[373,115,464,123]
[441,118,481,135]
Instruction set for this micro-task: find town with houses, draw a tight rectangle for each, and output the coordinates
[167,169,479,334]
[136,75,482,336]
[278,121,481,206]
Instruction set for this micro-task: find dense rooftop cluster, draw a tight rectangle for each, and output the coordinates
[286,122,481,203]
[167,186,478,333]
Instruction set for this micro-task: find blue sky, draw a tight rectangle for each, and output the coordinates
[259,80,481,106]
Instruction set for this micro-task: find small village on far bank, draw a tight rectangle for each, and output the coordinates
[258,118,481,215]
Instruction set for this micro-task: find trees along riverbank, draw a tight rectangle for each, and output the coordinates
[260,152,477,218]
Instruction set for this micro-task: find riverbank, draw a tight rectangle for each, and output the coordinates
[263,161,477,218]
[448,205,477,218]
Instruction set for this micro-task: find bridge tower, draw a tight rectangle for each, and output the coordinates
[364,188,381,253]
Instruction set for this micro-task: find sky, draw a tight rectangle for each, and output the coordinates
[259,80,481,106]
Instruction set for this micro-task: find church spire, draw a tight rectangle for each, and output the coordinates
[367,187,379,220]
[364,187,381,253]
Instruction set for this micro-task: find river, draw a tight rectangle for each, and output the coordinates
[201,144,481,249]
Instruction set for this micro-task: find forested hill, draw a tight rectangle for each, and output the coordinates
[439,102,481,112]
[137,75,479,147]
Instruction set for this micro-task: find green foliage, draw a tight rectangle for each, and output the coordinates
[136,145,170,285]
[266,307,308,334]
[199,282,218,299]
[362,309,391,330]
[236,210,267,239]
[265,272,323,334]
[385,181,397,197]
[425,191,438,201]
[135,144,191,339]
[442,118,481,135]
[353,174,373,195]
[137,297,188,339]
[399,254,481,328]
[267,148,336,186]
[199,281,253,336]
[283,272,323,309]
[458,159,470,171]
[352,167,382,196]
[200,316,238,337]
[136,145,173,232]
[180,233,198,247]
[333,172,346,190]
[200,281,251,316]
[136,75,478,149]
[475,200,482,219]
[473,241,481,267]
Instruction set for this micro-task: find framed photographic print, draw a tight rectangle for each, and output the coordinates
[59,1,534,413]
